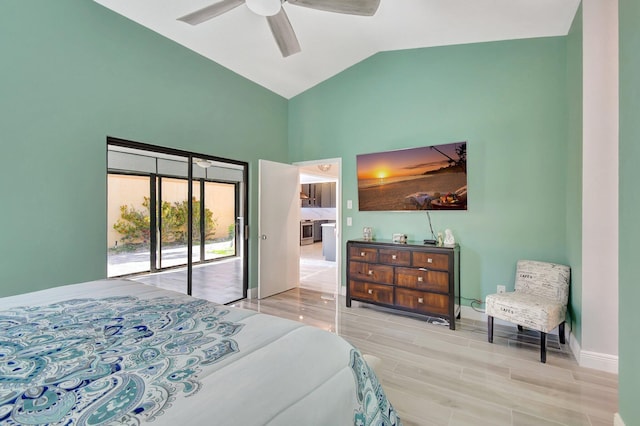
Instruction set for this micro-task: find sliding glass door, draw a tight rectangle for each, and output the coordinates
[107,174,152,277]
[157,177,190,269]
[203,181,237,261]
[107,139,248,304]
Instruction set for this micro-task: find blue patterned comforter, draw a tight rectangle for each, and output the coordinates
[0,280,400,425]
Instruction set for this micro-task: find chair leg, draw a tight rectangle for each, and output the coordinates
[540,332,547,363]
[488,316,494,343]
[559,322,566,344]
[517,325,524,332]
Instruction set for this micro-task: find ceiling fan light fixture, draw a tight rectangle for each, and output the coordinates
[246,0,281,16]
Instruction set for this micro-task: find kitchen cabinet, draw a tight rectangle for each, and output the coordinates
[300,184,316,207]
[321,223,336,261]
[313,220,325,242]
[320,182,336,207]
[301,183,336,208]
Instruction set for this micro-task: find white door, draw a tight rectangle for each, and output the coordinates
[258,160,300,299]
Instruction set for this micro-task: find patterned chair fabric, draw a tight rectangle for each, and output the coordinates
[485,260,571,363]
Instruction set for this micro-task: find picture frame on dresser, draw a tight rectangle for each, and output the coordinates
[346,239,460,330]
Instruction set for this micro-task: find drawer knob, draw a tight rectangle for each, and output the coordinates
[427,258,433,263]
[361,252,365,257]
[368,270,373,275]
[417,276,423,282]
[418,297,424,304]
[392,254,397,260]
[368,289,373,294]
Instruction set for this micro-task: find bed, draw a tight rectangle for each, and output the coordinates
[0,280,401,425]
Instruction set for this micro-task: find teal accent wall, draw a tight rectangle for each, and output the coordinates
[566,5,583,348]
[289,38,570,305]
[0,0,288,296]
[619,0,640,422]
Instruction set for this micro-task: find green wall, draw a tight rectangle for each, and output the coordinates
[0,0,288,296]
[289,37,570,306]
[619,0,639,422]
[566,6,583,348]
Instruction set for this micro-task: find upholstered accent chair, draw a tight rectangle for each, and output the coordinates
[485,260,571,363]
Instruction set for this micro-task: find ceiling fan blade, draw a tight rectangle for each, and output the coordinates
[287,0,380,16]
[178,0,245,25]
[266,8,301,58]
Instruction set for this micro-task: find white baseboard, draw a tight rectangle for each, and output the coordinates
[460,305,485,322]
[614,413,625,426]
[459,306,559,334]
[340,285,346,296]
[580,350,618,374]
[248,287,258,299]
[461,307,617,373]
[568,330,618,373]
[569,330,582,364]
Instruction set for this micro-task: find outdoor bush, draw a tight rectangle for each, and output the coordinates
[113,197,218,248]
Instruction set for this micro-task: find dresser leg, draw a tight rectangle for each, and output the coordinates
[346,298,351,307]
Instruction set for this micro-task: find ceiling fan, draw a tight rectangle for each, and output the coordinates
[178,0,381,57]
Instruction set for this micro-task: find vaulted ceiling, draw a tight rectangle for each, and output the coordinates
[94,0,580,99]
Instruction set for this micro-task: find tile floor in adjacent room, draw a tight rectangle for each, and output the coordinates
[234,287,618,426]
[299,242,338,294]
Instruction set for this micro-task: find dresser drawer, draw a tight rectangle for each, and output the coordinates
[349,246,378,263]
[412,252,449,270]
[378,249,411,266]
[395,288,449,316]
[349,281,393,305]
[349,262,394,284]
[395,267,449,292]
[346,240,459,330]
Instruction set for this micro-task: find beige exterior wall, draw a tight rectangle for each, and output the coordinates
[107,174,236,248]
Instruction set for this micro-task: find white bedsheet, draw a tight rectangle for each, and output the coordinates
[0,280,400,425]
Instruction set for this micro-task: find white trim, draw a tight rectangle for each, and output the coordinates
[568,330,618,374]
[340,285,346,297]
[462,307,618,373]
[460,306,560,335]
[614,413,625,426]
[580,350,618,374]
[249,287,258,299]
[460,305,485,322]
[569,330,582,364]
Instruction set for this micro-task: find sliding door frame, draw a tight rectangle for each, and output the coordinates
[107,137,249,301]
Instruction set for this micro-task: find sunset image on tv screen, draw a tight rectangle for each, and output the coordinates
[356,141,467,211]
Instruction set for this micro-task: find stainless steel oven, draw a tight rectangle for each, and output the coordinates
[300,220,314,245]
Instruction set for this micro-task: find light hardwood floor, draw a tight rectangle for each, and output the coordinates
[233,288,618,426]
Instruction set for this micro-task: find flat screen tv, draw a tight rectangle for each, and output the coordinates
[356,141,467,211]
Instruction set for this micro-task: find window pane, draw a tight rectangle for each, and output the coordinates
[204,182,237,261]
[107,174,151,277]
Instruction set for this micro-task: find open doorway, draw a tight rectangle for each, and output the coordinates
[296,159,340,295]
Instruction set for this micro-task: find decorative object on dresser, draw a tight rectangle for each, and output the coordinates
[346,239,460,330]
[485,259,571,363]
[443,228,455,247]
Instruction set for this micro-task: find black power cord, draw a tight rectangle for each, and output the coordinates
[461,296,485,313]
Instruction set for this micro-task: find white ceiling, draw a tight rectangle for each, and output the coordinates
[94,0,580,99]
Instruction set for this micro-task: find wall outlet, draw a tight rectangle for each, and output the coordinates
[497,285,506,294]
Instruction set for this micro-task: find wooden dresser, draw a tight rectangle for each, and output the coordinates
[346,239,460,330]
